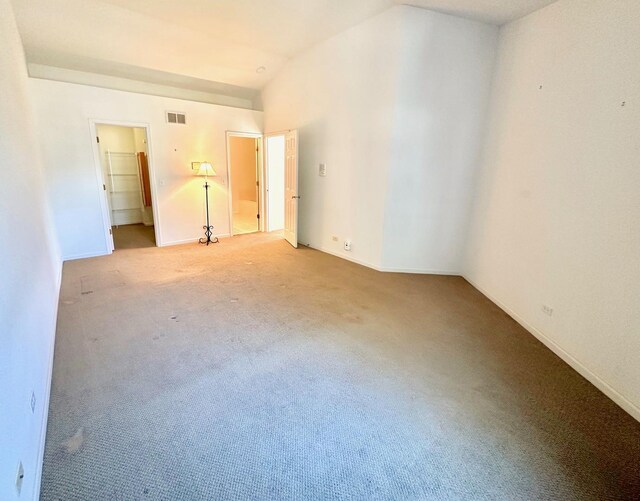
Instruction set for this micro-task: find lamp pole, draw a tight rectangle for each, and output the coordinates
[199,177,218,245]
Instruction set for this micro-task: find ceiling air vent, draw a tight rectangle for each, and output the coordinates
[166,111,186,125]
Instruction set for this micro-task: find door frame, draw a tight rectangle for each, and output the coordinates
[263,132,288,233]
[225,131,264,236]
[89,119,162,252]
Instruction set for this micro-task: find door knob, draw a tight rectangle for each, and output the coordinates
[292,195,301,199]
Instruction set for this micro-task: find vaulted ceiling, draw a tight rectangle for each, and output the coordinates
[12,0,557,97]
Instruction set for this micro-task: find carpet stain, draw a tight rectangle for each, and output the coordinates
[342,312,363,324]
[80,270,125,294]
[62,428,84,454]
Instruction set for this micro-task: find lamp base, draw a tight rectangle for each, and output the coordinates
[199,225,219,245]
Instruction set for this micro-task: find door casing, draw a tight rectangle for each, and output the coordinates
[225,131,264,236]
[89,119,161,252]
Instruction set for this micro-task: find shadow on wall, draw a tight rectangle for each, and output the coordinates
[461,45,517,273]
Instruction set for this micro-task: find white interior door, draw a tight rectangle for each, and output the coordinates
[284,130,299,248]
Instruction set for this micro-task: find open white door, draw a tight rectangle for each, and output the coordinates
[284,130,299,248]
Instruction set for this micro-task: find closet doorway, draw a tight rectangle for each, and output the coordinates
[93,122,158,251]
[226,132,263,235]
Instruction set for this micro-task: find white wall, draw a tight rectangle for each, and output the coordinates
[262,6,497,272]
[381,8,497,273]
[266,135,285,231]
[464,0,640,419]
[0,0,62,499]
[262,7,404,268]
[29,79,263,260]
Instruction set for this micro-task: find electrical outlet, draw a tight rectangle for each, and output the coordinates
[319,163,327,177]
[542,305,554,317]
[15,461,24,495]
[30,391,36,413]
[344,240,352,251]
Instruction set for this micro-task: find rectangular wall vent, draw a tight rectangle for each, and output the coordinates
[166,111,186,125]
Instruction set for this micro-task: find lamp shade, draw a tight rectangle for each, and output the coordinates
[196,162,216,177]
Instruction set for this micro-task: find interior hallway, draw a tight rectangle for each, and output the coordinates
[41,233,640,499]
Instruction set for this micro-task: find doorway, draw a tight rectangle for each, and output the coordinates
[227,132,262,235]
[95,123,157,250]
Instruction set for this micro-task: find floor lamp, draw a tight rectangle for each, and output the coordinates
[196,162,219,245]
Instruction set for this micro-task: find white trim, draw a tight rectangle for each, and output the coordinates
[264,129,293,136]
[308,245,381,271]
[258,136,265,233]
[464,276,640,423]
[63,250,110,262]
[376,266,461,275]
[33,260,63,499]
[62,232,233,257]
[160,233,231,247]
[225,131,263,236]
[309,244,460,276]
[89,119,163,251]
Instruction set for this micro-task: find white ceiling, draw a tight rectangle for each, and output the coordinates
[12,0,557,95]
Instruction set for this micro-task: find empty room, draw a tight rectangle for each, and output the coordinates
[1,0,639,499]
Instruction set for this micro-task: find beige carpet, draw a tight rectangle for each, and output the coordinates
[41,232,640,499]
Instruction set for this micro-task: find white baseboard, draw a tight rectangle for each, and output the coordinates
[376,266,461,275]
[160,233,230,247]
[307,245,380,270]
[33,260,63,499]
[62,249,110,261]
[308,245,461,276]
[463,275,640,423]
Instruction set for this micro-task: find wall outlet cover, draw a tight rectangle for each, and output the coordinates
[344,240,352,251]
[319,163,327,177]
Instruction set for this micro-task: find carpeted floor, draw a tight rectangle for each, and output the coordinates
[112,223,156,249]
[41,232,640,500]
